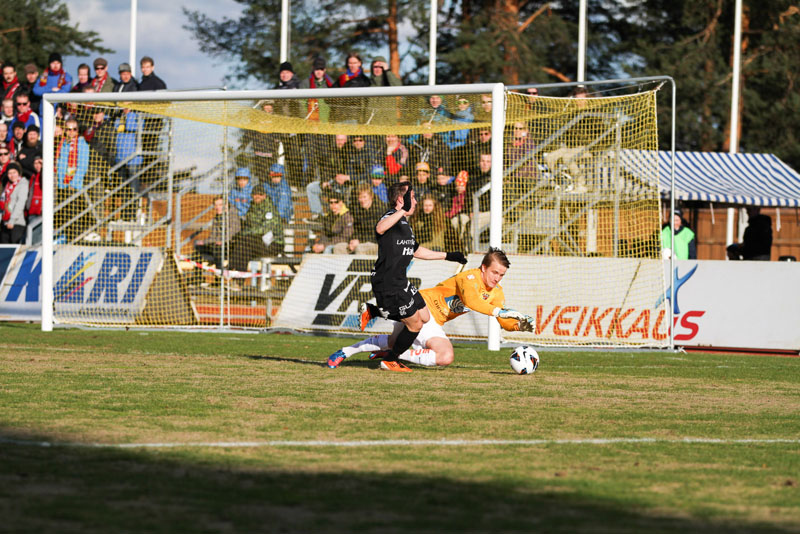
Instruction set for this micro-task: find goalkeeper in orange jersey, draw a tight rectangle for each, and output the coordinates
[327,248,535,369]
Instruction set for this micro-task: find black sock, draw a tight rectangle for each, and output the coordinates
[388,325,419,361]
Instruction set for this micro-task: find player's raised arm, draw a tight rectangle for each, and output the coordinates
[413,246,467,263]
[376,182,414,235]
[375,208,405,235]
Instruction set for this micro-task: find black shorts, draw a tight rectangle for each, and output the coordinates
[374,283,426,321]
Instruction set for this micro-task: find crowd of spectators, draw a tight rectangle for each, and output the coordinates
[4,51,776,273]
[1,52,168,243]
[216,52,502,265]
[241,124,494,260]
[1,50,503,272]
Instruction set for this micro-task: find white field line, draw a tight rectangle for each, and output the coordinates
[546,365,775,370]
[1,437,799,449]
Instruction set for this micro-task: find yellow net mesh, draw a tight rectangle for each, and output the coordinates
[497,90,665,346]
[503,90,661,256]
[49,88,666,345]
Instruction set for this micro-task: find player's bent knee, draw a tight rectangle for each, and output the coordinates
[436,350,454,366]
[427,337,454,366]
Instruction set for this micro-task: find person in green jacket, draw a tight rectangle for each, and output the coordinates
[228,188,284,272]
[369,56,401,87]
[661,209,696,259]
[368,56,401,125]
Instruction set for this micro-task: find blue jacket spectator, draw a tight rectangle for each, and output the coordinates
[229,167,253,218]
[114,110,143,170]
[56,122,89,190]
[369,165,388,204]
[32,53,72,116]
[7,93,40,142]
[448,96,474,149]
[263,164,294,222]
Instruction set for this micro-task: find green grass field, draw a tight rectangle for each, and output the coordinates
[1,323,798,533]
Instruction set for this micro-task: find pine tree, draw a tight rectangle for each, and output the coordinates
[612,0,800,168]
[0,0,111,68]
[183,0,415,85]
[406,0,621,86]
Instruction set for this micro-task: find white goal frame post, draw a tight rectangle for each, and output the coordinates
[41,78,676,350]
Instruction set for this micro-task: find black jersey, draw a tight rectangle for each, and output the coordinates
[371,209,419,294]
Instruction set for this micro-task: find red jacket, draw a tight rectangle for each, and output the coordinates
[26,171,42,217]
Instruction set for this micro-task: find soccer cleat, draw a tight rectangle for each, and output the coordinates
[380,360,412,373]
[359,302,374,331]
[369,350,390,360]
[327,349,347,369]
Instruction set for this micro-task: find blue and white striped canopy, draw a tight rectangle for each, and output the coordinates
[620,150,800,207]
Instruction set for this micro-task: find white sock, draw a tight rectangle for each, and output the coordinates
[342,335,389,357]
[399,348,438,367]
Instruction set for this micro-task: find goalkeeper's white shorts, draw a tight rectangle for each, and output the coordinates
[391,314,447,350]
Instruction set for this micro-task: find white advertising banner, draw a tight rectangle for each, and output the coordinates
[1,245,172,325]
[446,255,668,347]
[53,245,164,324]
[449,257,799,350]
[276,254,799,352]
[274,255,462,331]
[658,259,800,351]
[0,245,42,321]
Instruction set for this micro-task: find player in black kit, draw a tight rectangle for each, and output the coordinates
[366,182,466,372]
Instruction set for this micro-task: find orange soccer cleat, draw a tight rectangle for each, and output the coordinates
[380,360,412,373]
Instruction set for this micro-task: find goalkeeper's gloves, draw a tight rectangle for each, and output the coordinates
[445,251,467,264]
[517,315,536,333]
[492,307,526,321]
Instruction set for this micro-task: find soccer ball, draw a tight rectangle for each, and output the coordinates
[509,346,540,375]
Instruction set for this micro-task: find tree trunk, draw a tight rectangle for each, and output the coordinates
[388,0,401,76]
[462,0,474,83]
[499,0,520,84]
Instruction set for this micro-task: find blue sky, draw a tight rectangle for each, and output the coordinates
[62,0,247,90]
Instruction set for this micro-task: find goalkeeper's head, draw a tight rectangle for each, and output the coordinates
[480,248,510,289]
[482,247,510,269]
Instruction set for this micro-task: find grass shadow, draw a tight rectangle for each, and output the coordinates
[0,430,795,533]
[243,353,379,369]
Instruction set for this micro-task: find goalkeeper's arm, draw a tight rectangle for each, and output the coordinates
[493,308,536,333]
[455,278,535,332]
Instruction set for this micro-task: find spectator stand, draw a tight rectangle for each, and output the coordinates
[169,141,311,327]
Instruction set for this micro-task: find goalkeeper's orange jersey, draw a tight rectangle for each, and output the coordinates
[420,267,519,331]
